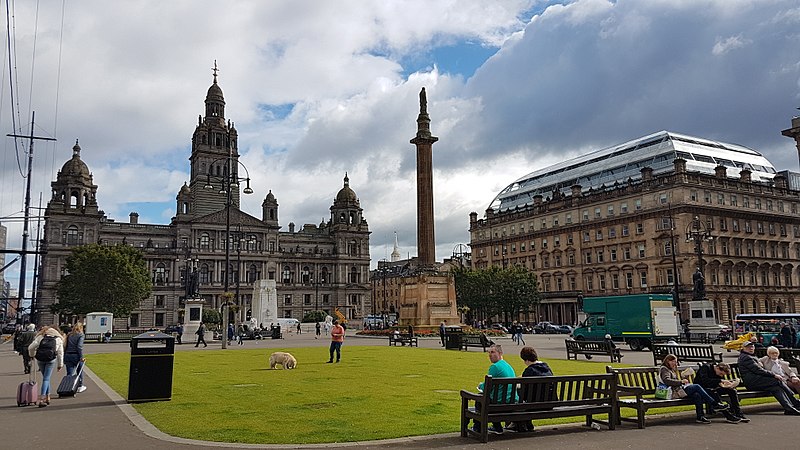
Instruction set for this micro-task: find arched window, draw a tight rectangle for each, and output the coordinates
[63,225,82,246]
[199,233,210,250]
[349,266,359,283]
[320,267,329,284]
[200,264,211,284]
[752,299,758,314]
[282,265,291,284]
[69,191,80,208]
[154,263,167,286]
[248,264,258,283]
[301,266,310,284]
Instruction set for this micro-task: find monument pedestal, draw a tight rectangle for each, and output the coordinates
[398,272,459,327]
[687,299,720,335]
[183,297,211,342]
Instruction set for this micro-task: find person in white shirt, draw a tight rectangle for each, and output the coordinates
[760,346,800,394]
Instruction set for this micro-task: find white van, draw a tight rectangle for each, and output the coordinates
[275,318,300,330]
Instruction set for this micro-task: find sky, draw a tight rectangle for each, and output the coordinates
[1,0,799,299]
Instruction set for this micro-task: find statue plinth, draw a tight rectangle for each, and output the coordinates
[183,296,209,341]
[687,298,720,335]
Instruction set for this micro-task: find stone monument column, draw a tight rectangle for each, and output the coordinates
[410,87,438,267]
[252,279,278,328]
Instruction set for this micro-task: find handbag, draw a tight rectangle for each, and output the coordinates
[672,369,688,398]
[654,383,671,400]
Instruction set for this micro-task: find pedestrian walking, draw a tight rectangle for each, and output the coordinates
[14,323,37,374]
[237,324,245,345]
[176,323,183,345]
[297,322,302,334]
[315,322,321,339]
[439,321,446,347]
[227,323,234,345]
[195,322,208,347]
[64,323,87,393]
[27,325,64,407]
[326,320,345,363]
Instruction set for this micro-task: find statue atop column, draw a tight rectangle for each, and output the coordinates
[186,267,200,298]
[692,267,705,300]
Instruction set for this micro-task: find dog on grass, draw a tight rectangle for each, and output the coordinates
[269,351,297,369]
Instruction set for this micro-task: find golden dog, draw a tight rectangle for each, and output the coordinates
[269,351,297,369]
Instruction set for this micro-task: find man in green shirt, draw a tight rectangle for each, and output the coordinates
[474,344,517,434]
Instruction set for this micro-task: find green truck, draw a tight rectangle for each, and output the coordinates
[572,294,679,351]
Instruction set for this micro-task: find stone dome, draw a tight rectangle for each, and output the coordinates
[335,173,358,203]
[179,182,191,194]
[206,81,224,103]
[265,190,276,202]
[60,141,91,178]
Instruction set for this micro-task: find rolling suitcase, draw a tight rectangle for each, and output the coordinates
[57,361,84,398]
[17,372,37,406]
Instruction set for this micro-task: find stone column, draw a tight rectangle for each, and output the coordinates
[410,87,438,267]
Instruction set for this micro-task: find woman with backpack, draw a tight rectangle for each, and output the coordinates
[27,325,64,407]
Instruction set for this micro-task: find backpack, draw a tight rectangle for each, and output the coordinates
[35,335,57,362]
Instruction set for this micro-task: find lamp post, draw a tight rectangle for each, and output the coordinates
[685,215,714,277]
[204,143,254,349]
[668,205,680,308]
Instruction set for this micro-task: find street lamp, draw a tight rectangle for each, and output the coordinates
[203,143,254,350]
[685,215,714,277]
[668,205,680,308]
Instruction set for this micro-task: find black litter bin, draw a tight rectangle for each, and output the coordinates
[128,331,175,403]
[444,326,464,350]
[271,325,282,339]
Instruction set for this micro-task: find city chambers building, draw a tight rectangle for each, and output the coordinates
[469,124,800,327]
[35,73,371,329]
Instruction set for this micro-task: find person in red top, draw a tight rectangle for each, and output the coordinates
[327,320,345,363]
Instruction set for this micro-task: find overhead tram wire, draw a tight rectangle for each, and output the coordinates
[25,0,42,125]
[5,0,25,178]
[50,0,67,180]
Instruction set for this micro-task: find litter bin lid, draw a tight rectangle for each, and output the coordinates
[132,331,173,340]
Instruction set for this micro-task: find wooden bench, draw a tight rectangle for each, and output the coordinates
[753,346,800,369]
[388,333,418,347]
[676,333,713,344]
[652,343,722,365]
[566,340,622,363]
[460,373,617,442]
[461,334,494,352]
[606,363,772,428]
[86,331,148,343]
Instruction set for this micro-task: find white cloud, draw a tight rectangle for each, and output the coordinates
[712,35,751,56]
[2,0,800,288]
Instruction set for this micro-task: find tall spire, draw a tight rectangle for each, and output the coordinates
[391,231,401,262]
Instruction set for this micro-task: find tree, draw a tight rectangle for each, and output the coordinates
[202,308,221,327]
[55,244,152,317]
[453,266,540,323]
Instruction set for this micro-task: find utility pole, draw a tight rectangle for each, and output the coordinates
[7,112,56,322]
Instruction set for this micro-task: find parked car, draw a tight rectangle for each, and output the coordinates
[555,324,574,334]
[544,323,562,334]
[532,322,551,334]
[491,323,508,333]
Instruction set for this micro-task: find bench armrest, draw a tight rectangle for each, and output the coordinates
[616,385,645,396]
[460,390,483,402]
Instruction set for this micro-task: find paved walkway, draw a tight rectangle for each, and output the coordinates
[0,332,794,449]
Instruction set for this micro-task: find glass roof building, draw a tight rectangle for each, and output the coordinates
[491,131,777,212]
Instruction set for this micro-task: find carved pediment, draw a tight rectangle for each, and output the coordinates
[191,208,266,228]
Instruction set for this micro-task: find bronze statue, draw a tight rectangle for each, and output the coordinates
[419,87,427,114]
[692,267,705,300]
[186,267,200,298]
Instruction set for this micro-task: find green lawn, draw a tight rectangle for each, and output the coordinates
[88,346,778,444]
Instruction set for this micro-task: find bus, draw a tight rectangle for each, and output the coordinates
[733,313,800,347]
